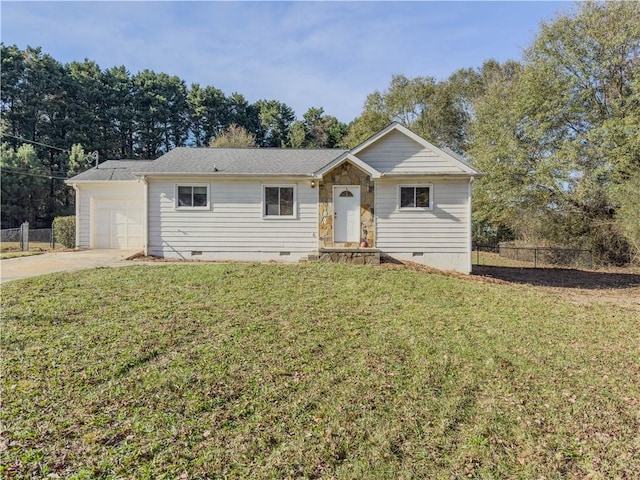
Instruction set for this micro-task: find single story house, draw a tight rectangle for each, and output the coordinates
[66,123,482,273]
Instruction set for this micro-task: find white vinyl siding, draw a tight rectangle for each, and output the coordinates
[357,129,464,174]
[148,178,316,259]
[376,178,471,272]
[75,182,145,249]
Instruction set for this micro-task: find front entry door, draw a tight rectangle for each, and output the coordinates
[334,186,360,243]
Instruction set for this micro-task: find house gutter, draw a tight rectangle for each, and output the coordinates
[64,180,140,185]
[379,171,484,177]
[132,172,316,178]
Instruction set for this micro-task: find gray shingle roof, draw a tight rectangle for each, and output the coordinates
[133,147,348,176]
[68,160,155,181]
[67,140,479,182]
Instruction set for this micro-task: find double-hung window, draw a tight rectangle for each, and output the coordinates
[176,184,209,209]
[399,185,433,210]
[263,185,296,218]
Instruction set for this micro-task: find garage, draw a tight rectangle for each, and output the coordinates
[92,198,144,249]
[67,160,152,250]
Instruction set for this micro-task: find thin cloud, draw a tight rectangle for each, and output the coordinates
[1,1,568,122]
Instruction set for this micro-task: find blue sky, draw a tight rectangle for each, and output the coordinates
[1,1,570,123]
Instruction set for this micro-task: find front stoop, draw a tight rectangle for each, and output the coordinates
[311,248,381,265]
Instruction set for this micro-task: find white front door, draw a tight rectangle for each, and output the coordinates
[334,186,360,243]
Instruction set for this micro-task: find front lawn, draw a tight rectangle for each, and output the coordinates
[1,263,638,478]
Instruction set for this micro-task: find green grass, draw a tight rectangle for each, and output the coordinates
[0,251,43,260]
[472,251,535,267]
[2,263,639,479]
[0,241,60,255]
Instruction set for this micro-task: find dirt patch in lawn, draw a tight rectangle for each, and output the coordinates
[472,264,640,289]
[383,259,640,309]
[472,265,640,309]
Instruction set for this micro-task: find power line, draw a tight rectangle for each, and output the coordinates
[2,166,70,177]
[0,133,69,152]
[1,167,70,180]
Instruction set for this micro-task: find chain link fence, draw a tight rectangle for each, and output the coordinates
[474,244,593,269]
[1,222,55,252]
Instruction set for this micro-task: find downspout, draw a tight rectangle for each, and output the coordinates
[373,178,378,249]
[315,176,320,253]
[140,176,149,256]
[468,177,475,274]
[73,184,80,249]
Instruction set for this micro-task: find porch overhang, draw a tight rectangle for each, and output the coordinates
[314,153,381,180]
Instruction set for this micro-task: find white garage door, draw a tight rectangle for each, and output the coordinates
[93,199,143,249]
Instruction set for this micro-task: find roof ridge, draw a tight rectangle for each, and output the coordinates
[99,159,156,163]
[173,146,348,152]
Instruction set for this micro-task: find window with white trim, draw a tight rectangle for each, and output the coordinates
[399,185,433,209]
[175,184,209,209]
[263,185,296,218]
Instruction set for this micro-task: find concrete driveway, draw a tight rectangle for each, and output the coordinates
[0,249,141,284]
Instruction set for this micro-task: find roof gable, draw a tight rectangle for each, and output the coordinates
[351,123,481,176]
[314,153,381,179]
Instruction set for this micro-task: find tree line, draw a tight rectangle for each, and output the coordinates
[0,44,348,227]
[2,1,639,264]
[0,44,349,156]
[341,2,640,265]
